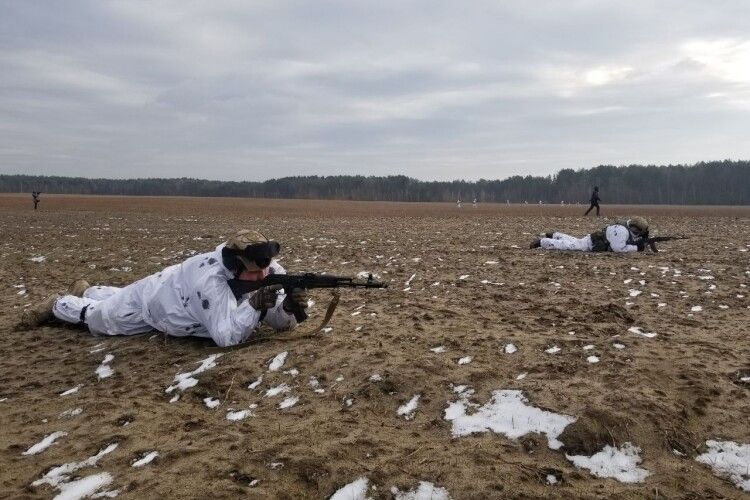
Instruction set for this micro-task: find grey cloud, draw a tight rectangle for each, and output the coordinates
[1,0,749,181]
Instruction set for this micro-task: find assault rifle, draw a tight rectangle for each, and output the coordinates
[227,273,387,322]
[643,235,689,253]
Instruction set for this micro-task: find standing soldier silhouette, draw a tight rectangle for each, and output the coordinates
[32,191,41,210]
[584,186,600,216]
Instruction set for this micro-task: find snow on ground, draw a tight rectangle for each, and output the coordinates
[444,389,576,449]
[587,356,600,364]
[627,326,657,338]
[695,440,750,492]
[29,256,46,263]
[265,384,291,397]
[279,396,299,409]
[430,346,446,353]
[132,451,159,467]
[226,409,254,421]
[95,354,114,380]
[203,397,220,409]
[59,408,83,418]
[516,373,527,380]
[54,472,114,500]
[248,376,263,389]
[22,431,67,455]
[32,443,118,489]
[545,346,561,354]
[391,481,451,499]
[457,356,472,365]
[397,395,420,420]
[330,477,371,500]
[268,351,288,371]
[504,343,517,354]
[165,354,223,394]
[566,443,650,483]
[60,385,81,396]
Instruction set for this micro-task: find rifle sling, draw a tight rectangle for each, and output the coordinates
[210,290,342,351]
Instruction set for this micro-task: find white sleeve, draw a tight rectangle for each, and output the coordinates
[197,276,263,347]
[260,260,298,331]
[606,225,638,253]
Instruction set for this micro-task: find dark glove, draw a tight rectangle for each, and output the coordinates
[636,239,646,252]
[282,287,309,314]
[248,284,282,311]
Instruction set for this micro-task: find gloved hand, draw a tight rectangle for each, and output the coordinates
[283,287,309,314]
[248,284,282,311]
[636,239,646,252]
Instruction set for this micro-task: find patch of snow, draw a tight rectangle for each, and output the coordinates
[226,409,253,421]
[132,451,158,467]
[55,472,113,500]
[695,440,750,492]
[582,345,594,350]
[279,396,299,409]
[265,384,291,397]
[268,351,288,371]
[60,385,82,396]
[397,395,420,420]
[546,474,558,485]
[248,376,263,389]
[628,289,642,297]
[691,305,703,312]
[430,346,446,353]
[627,326,657,338]
[458,275,470,280]
[566,443,650,483]
[59,408,83,418]
[504,344,517,354]
[369,374,383,382]
[321,327,333,333]
[587,356,600,364]
[516,373,527,380]
[203,397,220,409]
[444,389,576,449]
[545,346,561,354]
[457,356,472,365]
[391,481,451,500]
[96,355,114,380]
[30,256,46,263]
[613,343,626,350]
[330,477,371,500]
[23,431,67,455]
[165,354,222,394]
[32,443,118,488]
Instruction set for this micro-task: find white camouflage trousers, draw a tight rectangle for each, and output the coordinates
[52,285,152,336]
[540,232,593,252]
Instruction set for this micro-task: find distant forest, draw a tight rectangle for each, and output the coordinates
[1,160,748,205]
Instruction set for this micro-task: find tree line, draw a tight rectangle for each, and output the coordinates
[1,160,748,205]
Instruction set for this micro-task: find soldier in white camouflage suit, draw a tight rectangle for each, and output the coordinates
[20,230,308,347]
[529,217,650,253]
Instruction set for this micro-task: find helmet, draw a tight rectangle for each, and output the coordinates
[221,229,280,272]
[627,217,649,235]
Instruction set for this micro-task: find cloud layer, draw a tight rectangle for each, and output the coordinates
[1,1,749,181]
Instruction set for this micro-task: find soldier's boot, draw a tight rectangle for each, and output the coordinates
[529,238,541,249]
[20,293,61,327]
[538,232,554,239]
[67,279,90,298]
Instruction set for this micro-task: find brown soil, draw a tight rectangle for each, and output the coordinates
[1,194,748,499]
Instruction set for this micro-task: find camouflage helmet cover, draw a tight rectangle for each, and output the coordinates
[223,229,280,272]
[627,217,649,234]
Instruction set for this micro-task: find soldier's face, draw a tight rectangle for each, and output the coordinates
[238,267,270,281]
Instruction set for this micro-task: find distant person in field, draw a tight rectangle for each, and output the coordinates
[20,230,309,347]
[584,186,600,216]
[456,198,461,208]
[32,191,41,210]
[472,197,477,208]
[529,217,650,253]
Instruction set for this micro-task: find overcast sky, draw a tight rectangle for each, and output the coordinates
[1,1,749,181]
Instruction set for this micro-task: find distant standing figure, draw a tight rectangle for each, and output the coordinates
[472,198,477,208]
[584,186,600,216]
[456,198,461,208]
[32,191,41,210]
